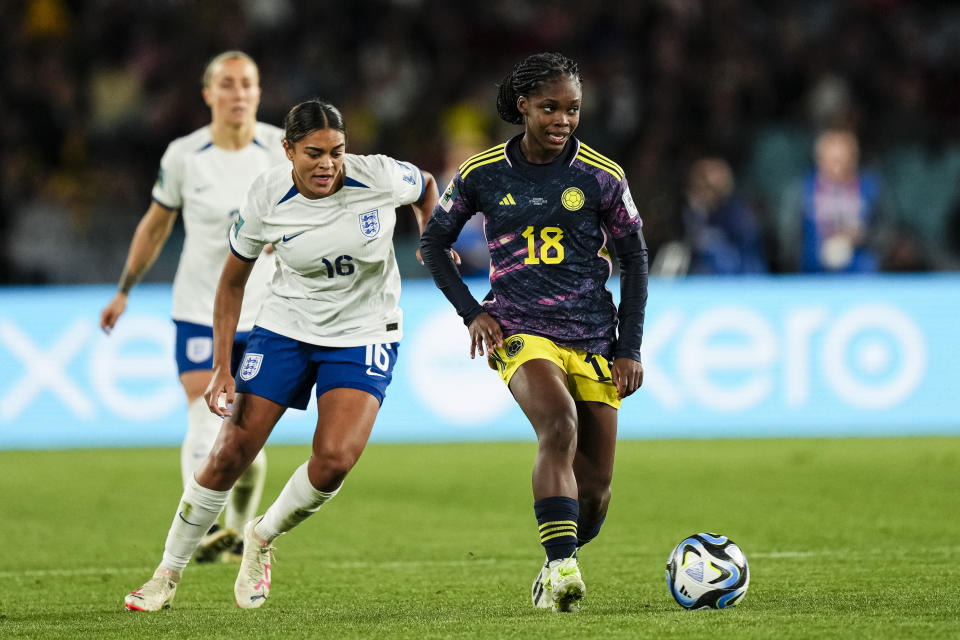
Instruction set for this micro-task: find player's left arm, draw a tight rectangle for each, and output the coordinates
[600,175,648,399]
[611,228,648,399]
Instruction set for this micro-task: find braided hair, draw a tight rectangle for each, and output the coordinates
[496,52,582,125]
[283,99,346,144]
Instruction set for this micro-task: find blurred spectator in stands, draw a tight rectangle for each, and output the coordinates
[684,157,767,275]
[436,102,493,278]
[778,129,888,273]
[652,157,767,276]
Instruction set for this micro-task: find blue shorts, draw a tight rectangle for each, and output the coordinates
[234,326,399,409]
[174,320,250,376]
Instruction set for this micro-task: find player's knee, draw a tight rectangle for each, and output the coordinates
[536,413,578,452]
[312,446,360,480]
[206,428,254,482]
[205,444,245,481]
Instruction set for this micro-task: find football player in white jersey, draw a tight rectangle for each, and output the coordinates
[101,52,283,564]
[123,99,442,611]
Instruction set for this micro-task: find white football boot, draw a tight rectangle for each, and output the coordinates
[124,567,180,611]
[531,558,554,609]
[234,517,274,609]
[547,556,585,613]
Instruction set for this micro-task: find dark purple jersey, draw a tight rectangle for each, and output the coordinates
[430,136,643,357]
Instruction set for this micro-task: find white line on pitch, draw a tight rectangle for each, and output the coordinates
[752,546,960,559]
[0,566,152,578]
[0,558,503,579]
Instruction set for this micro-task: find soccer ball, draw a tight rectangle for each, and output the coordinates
[665,532,749,609]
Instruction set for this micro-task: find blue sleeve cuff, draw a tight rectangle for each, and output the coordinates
[152,196,178,212]
[228,234,258,262]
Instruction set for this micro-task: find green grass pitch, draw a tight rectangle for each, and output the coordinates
[1,437,958,639]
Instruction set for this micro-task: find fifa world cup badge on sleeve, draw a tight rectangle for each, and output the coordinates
[239,353,263,381]
[439,180,457,212]
[623,187,640,219]
[396,160,417,186]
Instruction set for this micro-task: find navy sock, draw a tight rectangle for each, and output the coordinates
[577,513,606,548]
[534,496,579,562]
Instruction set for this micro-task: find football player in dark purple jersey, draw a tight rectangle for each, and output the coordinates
[420,52,648,613]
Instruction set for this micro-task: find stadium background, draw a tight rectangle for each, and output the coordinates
[1,0,957,447]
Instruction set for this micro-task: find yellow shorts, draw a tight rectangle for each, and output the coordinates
[488,333,621,409]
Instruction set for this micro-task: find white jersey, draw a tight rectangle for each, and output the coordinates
[151,122,286,330]
[228,154,425,346]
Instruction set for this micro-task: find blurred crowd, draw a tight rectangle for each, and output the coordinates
[3,0,960,284]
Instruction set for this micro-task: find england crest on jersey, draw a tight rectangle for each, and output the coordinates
[358,209,381,238]
[239,353,263,380]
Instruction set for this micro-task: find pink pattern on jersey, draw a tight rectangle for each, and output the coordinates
[490,261,527,282]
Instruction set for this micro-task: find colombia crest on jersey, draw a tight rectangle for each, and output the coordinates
[432,135,642,358]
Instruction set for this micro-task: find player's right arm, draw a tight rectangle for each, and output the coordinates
[204,253,254,417]
[419,173,502,358]
[206,173,269,416]
[99,201,178,333]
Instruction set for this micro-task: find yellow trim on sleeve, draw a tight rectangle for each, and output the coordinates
[578,142,625,177]
[457,143,507,176]
[576,153,622,180]
[461,154,508,179]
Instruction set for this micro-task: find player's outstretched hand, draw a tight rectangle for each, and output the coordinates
[468,312,503,359]
[204,366,236,417]
[100,293,128,334]
[611,357,644,399]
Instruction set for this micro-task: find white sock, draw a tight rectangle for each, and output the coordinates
[256,462,340,542]
[160,476,230,572]
[180,397,222,488]
[225,449,267,531]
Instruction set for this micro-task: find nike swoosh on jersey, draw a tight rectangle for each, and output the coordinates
[365,368,387,378]
[281,230,307,242]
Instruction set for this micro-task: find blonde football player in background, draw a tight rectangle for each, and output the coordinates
[100,51,283,563]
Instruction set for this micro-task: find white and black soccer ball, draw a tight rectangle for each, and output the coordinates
[665,532,749,609]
